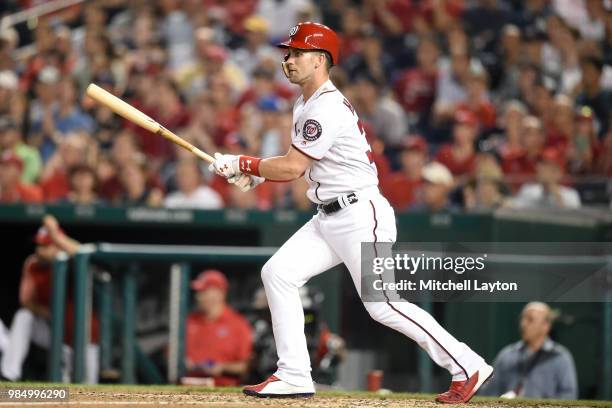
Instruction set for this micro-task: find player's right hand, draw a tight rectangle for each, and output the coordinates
[208,152,240,179]
[228,173,265,192]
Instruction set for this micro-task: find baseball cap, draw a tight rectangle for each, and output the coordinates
[576,105,594,122]
[38,66,60,84]
[0,150,23,171]
[257,95,286,112]
[454,109,478,127]
[401,135,427,153]
[244,15,269,33]
[554,94,573,109]
[0,27,18,48]
[523,115,542,130]
[191,269,228,292]
[504,100,527,116]
[422,162,453,186]
[0,70,18,90]
[469,61,488,83]
[503,24,521,37]
[34,225,64,246]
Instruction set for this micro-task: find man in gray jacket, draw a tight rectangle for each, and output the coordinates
[480,302,578,399]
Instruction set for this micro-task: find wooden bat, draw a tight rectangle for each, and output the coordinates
[85,83,215,163]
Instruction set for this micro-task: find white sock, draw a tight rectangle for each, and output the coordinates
[0,319,8,352]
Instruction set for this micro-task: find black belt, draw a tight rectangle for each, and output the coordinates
[318,193,358,215]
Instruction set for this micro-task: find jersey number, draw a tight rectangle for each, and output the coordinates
[343,98,374,164]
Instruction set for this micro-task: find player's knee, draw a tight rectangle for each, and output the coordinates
[363,302,388,323]
[14,308,34,325]
[261,258,281,284]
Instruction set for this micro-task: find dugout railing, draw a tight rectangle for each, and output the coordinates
[49,244,280,384]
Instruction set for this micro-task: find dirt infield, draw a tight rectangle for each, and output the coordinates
[0,384,610,408]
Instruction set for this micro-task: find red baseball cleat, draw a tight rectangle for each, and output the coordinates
[243,375,315,398]
[436,364,494,404]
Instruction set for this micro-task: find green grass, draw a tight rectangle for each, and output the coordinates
[1,382,610,407]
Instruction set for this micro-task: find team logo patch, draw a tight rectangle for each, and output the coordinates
[302,119,322,141]
[289,25,299,37]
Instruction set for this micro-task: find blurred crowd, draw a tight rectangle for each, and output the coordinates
[0,0,611,212]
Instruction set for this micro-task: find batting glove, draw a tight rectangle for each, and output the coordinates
[228,173,265,192]
[208,152,240,179]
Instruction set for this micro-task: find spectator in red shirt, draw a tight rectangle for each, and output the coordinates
[509,148,581,209]
[207,74,241,149]
[381,135,427,211]
[39,132,89,202]
[393,36,439,130]
[456,67,496,130]
[126,78,189,172]
[0,151,43,203]
[410,161,457,212]
[435,109,478,179]
[60,164,101,206]
[502,115,547,189]
[496,100,527,165]
[184,270,253,387]
[545,94,574,154]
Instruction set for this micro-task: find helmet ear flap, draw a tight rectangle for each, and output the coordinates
[281,52,290,78]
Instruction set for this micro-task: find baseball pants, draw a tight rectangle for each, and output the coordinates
[0,309,99,383]
[261,191,485,387]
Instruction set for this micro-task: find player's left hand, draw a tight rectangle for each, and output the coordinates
[228,173,265,192]
[208,152,240,179]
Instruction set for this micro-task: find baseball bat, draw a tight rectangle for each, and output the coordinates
[85,83,215,163]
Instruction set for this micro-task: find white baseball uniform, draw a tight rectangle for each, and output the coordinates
[262,79,486,388]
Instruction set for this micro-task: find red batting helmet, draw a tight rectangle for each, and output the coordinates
[277,22,339,66]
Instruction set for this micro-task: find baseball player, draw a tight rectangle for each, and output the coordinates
[209,22,493,403]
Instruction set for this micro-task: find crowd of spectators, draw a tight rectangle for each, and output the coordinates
[0,0,611,212]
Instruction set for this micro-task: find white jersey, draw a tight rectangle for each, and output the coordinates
[291,79,378,204]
